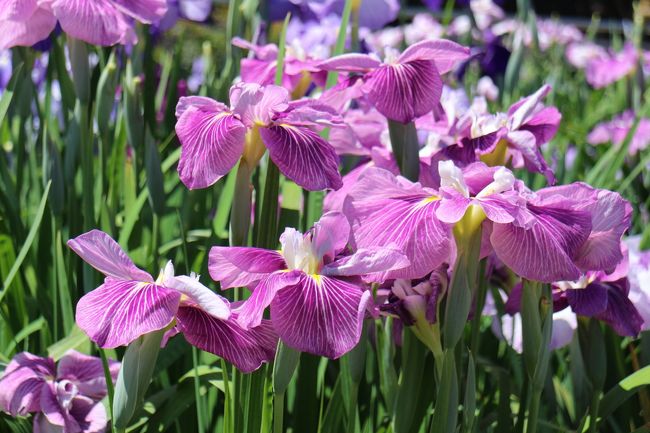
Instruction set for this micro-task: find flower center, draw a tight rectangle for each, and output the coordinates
[439,160,469,197]
[280,228,320,274]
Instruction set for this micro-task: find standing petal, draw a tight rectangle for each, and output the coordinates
[175,306,277,373]
[76,279,181,348]
[208,247,287,289]
[229,83,289,127]
[67,230,153,282]
[317,53,382,72]
[364,60,443,123]
[175,99,246,189]
[261,124,343,191]
[165,275,231,320]
[270,274,371,359]
[310,211,350,263]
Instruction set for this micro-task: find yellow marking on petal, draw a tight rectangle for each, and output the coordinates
[480,138,508,167]
[311,274,323,285]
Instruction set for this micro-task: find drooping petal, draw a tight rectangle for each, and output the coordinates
[67,396,107,433]
[505,130,555,184]
[596,279,643,337]
[311,212,350,263]
[0,353,54,416]
[175,100,246,189]
[235,271,303,329]
[270,274,371,359]
[322,246,410,281]
[208,247,286,289]
[490,203,592,283]
[261,124,343,191]
[507,85,551,130]
[345,168,452,279]
[477,194,518,224]
[231,37,278,61]
[164,275,231,320]
[0,0,37,21]
[67,230,153,282]
[230,82,289,127]
[175,306,277,373]
[398,39,471,73]
[111,0,168,23]
[317,53,382,72]
[48,0,135,46]
[363,60,443,123]
[175,96,228,119]
[57,351,119,400]
[565,284,608,317]
[0,8,57,49]
[519,106,561,144]
[75,279,181,348]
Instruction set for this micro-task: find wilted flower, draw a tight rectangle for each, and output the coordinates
[175,82,343,190]
[0,350,119,433]
[318,39,470,123]
[0,0,168,48]
[68,230,276,372]
[209,212,409,358]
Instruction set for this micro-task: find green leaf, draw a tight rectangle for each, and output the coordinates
[0,63,23,125]
[47,325,91,361]
[429,350,459,433]
[0,181,51,304]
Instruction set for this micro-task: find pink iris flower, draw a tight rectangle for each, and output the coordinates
[343,161,631,283]
[174,82,343,190]
[208,212,410,358]
[0,0,167,49]
[318,39,470,123]
[0,350,119,433]
[585,43,638,89]
[68,230,276,373]
[587,110,650,155]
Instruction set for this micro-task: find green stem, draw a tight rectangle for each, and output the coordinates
[229,162,253,247]
[99,349,115,433]
[256,160,280,249]
[525,388,541,433]
[387,120,420,181]
[588,391,601,433]
[469,260,488,355]
[273,391,285,433]
[192,347,205,433]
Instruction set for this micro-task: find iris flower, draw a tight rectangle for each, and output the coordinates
[588,110,650,156]
[68,230,276,372]
[0,350,119,433]
[344,161,631,283]
[209,212,409,358]
[175,82,343,190]
[318,39,470,123]
[0,0,167,48]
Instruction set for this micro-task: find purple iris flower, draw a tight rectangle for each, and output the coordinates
[156,0,213,32]
[0,50,11,92]
[208,212,409,358]
[0,0,167,48]
[627,236,650,331]
[318,39,470,123]
[68,230,277,373]
[0,350,119,433]
[588,110,650,156]
[343,161,631,283]
[446,85,561,183]
[174,82,343,190]
[267,0,399,31]
[565,41,607,69]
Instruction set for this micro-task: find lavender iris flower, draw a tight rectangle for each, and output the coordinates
[68,230,277,373]
[209,212,409,358]
[0,0,167,48]
[0,350,120,433]
[174,82,343,190]
[318,39,470,123]
[157,0,213,32]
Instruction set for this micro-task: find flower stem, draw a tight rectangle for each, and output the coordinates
[99,348,115,433]
[525,388,541,433]
[387,120,420,182]
[192,347,205,433]
[273,391,285,433]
